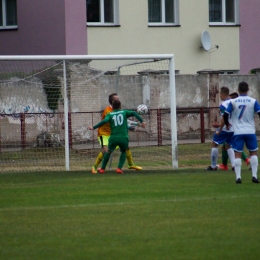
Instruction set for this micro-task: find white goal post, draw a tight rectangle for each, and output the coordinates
[0,54,177,173]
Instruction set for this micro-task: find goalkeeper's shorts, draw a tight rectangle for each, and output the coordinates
[98,135,119,149]
[98,135,109,147]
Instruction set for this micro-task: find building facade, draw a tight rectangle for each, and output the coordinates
[0,0,260,74]
[86,0,241,74]
[239,0,260,74]
[0,0,87,55]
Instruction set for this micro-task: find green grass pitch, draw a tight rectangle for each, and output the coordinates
[1,169,260,260]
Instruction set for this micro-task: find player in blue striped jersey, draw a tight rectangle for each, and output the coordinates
[205,86,235,171]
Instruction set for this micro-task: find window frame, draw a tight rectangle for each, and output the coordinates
[0,0,17,30]
[209,0,240,26]
[148,0,180,27]
[87,0,119,27]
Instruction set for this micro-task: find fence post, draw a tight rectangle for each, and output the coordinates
[20,113,26,149]
[69,112,72,148]
[157,109,162,146]
[0,119,1,153]
[200,108,205,143]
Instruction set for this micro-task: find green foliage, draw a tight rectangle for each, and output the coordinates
[41,72,61,111]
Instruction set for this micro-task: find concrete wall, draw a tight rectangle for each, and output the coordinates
[1,64,260,143]
[79,72,259,111]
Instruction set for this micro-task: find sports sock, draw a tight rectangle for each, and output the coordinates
[227,148,235,167]
[211,147,218,168]
[241,152,247,161]
[94,152,103,167]
[234,158,242,180]
[101,152,110,169]
[250,155,258,178]
[126,149,134,166]
[118,151,126,169]
[222,150,228,165]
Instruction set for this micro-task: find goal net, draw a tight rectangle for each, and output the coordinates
[0,55,177,173]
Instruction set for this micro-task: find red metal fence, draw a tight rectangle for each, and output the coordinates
[1,107,260,151]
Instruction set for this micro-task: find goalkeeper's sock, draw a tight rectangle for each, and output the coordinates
[94,152,103,167]
[118,152,126,169]
[241,151,247,162]
[222,150,228,165]
[126,149,134,166]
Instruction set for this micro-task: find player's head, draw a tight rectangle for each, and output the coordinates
[220,86,229,100]
[229,92,238,99]
[238,81,249,94]
[108,93,119,105]
[112,99,121,110]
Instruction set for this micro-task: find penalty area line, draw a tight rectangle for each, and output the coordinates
[0,194,259,212]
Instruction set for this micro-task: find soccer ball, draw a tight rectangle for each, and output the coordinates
[137,104,148,115]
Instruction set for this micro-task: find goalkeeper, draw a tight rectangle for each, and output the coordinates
[91,93,142,174]
[88,99,146,174]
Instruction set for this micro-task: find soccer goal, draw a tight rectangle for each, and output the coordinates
[0,54,177,173]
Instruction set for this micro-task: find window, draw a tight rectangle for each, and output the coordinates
[87,0,119,26]
[0,0,17,29]
[209,0,239,25]
[148,0,179,26]
[219,70,239,74]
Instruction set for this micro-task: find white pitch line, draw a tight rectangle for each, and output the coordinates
[0,194,259,212]
[0,178,93,188]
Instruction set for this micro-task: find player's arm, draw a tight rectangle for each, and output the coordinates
[254,100,260,118]
[127,119,142,127]
[256,101,260,118]
[215,116,225,135]
[223,112,231,130]
[88,115,110,130]
[215,105,226,134]
[127,119,139,126]
[211,121,220,128]
[127,119,139,131]
[128,111,146,128]
[222,101,233,131]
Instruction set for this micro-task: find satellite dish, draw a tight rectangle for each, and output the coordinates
[201,31,211,51]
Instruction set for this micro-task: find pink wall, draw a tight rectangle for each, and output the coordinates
[239,0,260,74]
[0,0,87,55]
[64,0,87,54]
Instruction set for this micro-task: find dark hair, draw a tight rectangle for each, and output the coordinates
[238,81,249,93]
[220,86,229,96]
[108,93,118,105]
[229,92,238,99]
[112,99,121,109]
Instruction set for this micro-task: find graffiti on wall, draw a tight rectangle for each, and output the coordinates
[193,87,203,104]
[0,98,54,125]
